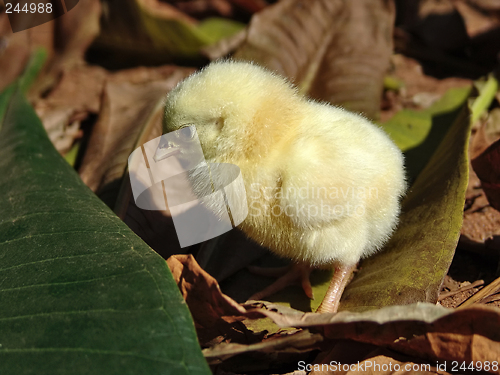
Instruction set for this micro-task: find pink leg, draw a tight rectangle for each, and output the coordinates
[316,263,356,313]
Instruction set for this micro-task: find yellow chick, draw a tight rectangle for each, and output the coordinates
[158,60,406,313]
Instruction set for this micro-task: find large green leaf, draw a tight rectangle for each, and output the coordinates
[0,87,210,374]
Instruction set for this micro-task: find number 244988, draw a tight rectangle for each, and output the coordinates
[5,3,53,13]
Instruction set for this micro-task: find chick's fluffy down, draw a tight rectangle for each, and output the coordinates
[163,61,406,267]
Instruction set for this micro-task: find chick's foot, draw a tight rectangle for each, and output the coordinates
[316,263,357,314]
[247,262,314,301]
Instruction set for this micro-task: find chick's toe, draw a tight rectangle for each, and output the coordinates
[248,262,314,301]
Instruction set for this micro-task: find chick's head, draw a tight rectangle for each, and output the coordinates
[163,61,300,163]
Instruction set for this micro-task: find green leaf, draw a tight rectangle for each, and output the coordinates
[471,74,498,124]
[0,87,210,374]
[380,86,470,181]
[197,18,246,45]
[93,0,244,66]
[338,98,472,312]
[17,48,48,95]
[0,48,47,126]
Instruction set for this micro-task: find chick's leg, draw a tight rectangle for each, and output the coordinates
[248,262,314,301]
[316,263,356,313]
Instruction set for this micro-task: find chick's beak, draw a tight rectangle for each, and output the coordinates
[153,144,180,162]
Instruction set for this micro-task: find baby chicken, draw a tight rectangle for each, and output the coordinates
[157,60,406,313]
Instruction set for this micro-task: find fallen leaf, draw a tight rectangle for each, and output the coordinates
[380,86,470,180]
[0,80,211,375]
[233,0,395,119]
[0,14,53,92]
[203,330,322,365]
[0,0,101,97]
[167,254,247,321]
[79,65,193,200]
[472,137,500,211]
[90,0,245,67]
[254,303,500,369]
[167,254,268,347]
[34,65,108,153]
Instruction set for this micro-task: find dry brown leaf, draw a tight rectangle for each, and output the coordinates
[472,137,500,211]
[455,0,500,37]
[0,0,101,96]
[204,330,323,365]
[233,0,394,119]
[259,303,500,370]
[459,110,500,263]
[0,14,53,92]
[167,254,247,319]
[167,255,322,370]
[78,65,193,196]
[34,65,108,153]
[167,254,264,347]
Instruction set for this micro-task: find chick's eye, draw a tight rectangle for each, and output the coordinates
[178,126,195,141]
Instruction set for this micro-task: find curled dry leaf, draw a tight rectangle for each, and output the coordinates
[203,330,323,365]
[472,137,500,212]
[0,15,54,92]
[256,303,500,372]
[232,0,395,119]
[34,65,108,153]
[167,255,320,370]
[461,92,500,253]
[167,254,246,320]
[167,254,261,348]
[79,65,193,196]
